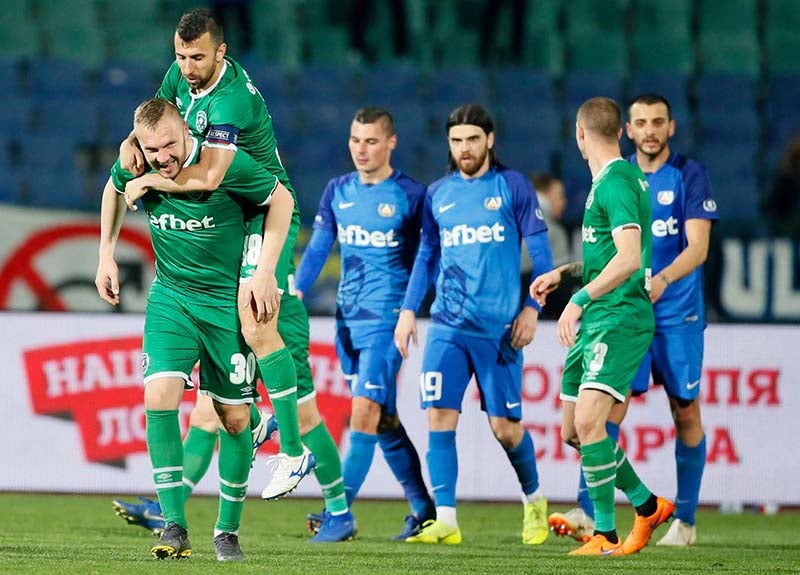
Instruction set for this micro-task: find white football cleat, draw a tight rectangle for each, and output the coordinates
[251,409,278,464]
[548,507,595,542]
[656,518,696,546]
[260,447,316,500]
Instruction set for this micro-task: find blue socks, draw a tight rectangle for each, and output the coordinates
[427,430,458,508]
[505,430,540,495]
[378,424,434,517]
[578,421,620,518]
[342,430,378,507]
[675,435,706,525]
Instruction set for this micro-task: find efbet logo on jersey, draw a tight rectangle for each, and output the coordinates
[377,203,396,217]
[337,224,399,248]
[652,217,680,237]
[582,225,597,243]
[441,222,505,247]
[149,213,216,231]
[484,196,502,210]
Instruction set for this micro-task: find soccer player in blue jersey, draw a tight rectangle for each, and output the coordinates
[394,104,554,545]
[548,94,717,548]
[295,107,435,541]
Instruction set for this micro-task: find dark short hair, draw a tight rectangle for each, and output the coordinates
[134,98,181,130]
[628,93,672,120]
[445,104,497,171]
[353,107,395,136]
[176,8,224,46]
[577,97,621,140]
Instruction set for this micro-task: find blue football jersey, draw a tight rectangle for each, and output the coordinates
[422,166,547,337]
[629,152,719,329]
[313,170,425,325]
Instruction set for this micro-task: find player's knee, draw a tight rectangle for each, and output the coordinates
[241,323,283,357]
[350,397,381,433]
[672,397,701,428]
[491,419,522,449]
[573,412,603,444]
[216,404,250,435]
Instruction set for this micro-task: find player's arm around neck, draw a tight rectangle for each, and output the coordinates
[583,226,643,300]
[152,146,236,193]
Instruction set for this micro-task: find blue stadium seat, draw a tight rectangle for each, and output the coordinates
[29,58,89,97]
[98,97,144,146]
[563,73,624,114]
[293,66,359,106]
[695,74,758,111]
[18,133,82,171]
[26,167,91,210]
[491,68,556,109]
[496,138,554,176]
[696,142,758,220]
[96,61,159,100]
[493,104,560,150]
[243,62,291,104]
[360,65,422,105]
[0,167,24,204]
[0,96,33,133]
[0,58,22,94]
[427,67,489,106]
[559,145,592,224]
[32,96,102,144]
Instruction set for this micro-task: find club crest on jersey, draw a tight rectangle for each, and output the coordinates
[657,190,674,205]
[703,199,717,212]
[484,196,502,210]
[196,110,208,133]
[535,207,544,220]
[378,203,396,217]
[141,352,150,374]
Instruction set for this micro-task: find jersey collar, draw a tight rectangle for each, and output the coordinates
[184,136,200,167]
[592,157,625,183]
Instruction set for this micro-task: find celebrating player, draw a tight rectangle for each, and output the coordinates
[96,98,295,560]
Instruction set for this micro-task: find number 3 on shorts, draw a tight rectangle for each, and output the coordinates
[420,371,443,402]
[230,352,257,385]
[588,342,608,376]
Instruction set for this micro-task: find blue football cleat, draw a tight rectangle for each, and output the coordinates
[113,496,165,536]
[394,512,431,540]
[306,508,326,534]
[308,510,357,543]
[251,409,279,464]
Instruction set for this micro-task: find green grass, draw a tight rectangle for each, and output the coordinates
[0,494,797,574]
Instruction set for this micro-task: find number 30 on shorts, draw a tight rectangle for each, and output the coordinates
[420,371,443,402]
[230,352,257,385]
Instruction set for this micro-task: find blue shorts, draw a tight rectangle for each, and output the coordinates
[419,324,523,420]
[630,327,704,401]
[336,324,401,415]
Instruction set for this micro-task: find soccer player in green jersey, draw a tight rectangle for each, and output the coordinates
[530,97,673,556]
[115,9,349,523]
[96,98,298,560]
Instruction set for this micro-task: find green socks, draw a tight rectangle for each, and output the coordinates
[580,437,617,533]
[258,347,303,456]
[215,426,251,534]
[181,426,218,501]
[613,441,652,508]
[302,422,348,514]
[145,409,186,528]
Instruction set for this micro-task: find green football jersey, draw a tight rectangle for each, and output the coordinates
[111,136,278,303]
[580,158,654,331]
[156,57,298,204]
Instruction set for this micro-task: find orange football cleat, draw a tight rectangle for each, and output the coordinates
[568,534,623,556]
[621,496,675,554]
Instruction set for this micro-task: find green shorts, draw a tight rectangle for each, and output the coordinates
[143,282,257,405]
[561,325,653,403]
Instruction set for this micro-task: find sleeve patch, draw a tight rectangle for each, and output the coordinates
[205,124,239,147]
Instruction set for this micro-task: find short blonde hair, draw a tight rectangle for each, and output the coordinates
[577,97,621,140]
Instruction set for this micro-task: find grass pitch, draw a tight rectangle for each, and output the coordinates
[0,493,797,575]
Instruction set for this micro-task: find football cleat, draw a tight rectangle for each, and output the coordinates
[112,496,165,536]
[656,518,696,546]
[548,507,594,543]
[522,497,549,545]
[405,519,462,545]
[308,511,357,543]
[621,496,675,554]
[150,522,192,559]
[394,507,435,541]
[569,534,623,556]
[306,508,326,534]
[251,409,279,464]
[260,447,316,500]
[214,532,246,561]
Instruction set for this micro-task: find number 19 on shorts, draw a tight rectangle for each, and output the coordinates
[420,371,443,402]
